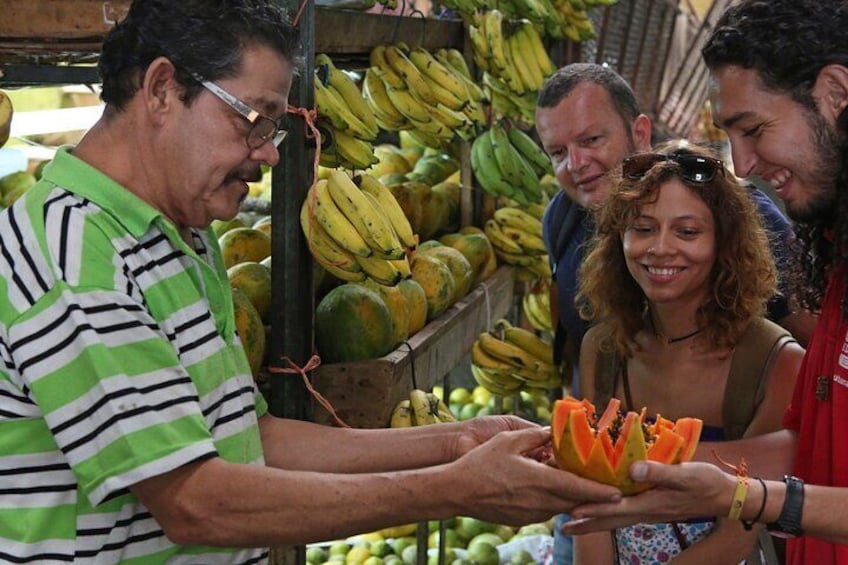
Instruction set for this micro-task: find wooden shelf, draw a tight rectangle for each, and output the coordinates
[309,266,515,429]
[0,3,463,69]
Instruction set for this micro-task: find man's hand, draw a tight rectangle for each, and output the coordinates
[451,414,540,459]
[560,461,736,534]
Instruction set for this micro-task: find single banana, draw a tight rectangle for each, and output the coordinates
[390,399,414,427]
[517,20,555,80]
[507,127,554,177]
[384,86,433,123]
[300,196,363,272]
[390,256,412,279]
[478,331,544,370]
[421,74,467,112]
[315,78,376,141]
[513,147,544,203]
[409,389,440,425]
[408,47,470,106]
[499,224,547,254]
[358,173,418,250]
[384,45,438,106]
[503,326,553,364]
[494,207,544,238]
[316,53,379,140]
[439,48,473,80]
[471,364,523,396]
[523,291,553,333]
[333,128,379,170]
[489,124,523,186]
[472,340,517,372]
[507,32,541,93]
[311,179,373,258]
[484,10,509,73]
[360,190,405,256]
[492,247,539,267]
[471,131,516,198]
[357,253,403,285]
[318,256,368,282]
[0,90,12,149]
[362,68,409,128]
[408,114,453,142]
[431,103,471,130]
[327,170,403,259]
[369,46,408,89]
[467,25,491,73]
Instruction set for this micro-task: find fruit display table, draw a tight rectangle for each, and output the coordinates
[310,265,514,428]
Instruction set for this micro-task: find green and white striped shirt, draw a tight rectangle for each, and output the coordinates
[0,147,269,564]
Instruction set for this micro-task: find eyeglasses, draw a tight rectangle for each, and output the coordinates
[191,72,288,149]
[622,152,725,184]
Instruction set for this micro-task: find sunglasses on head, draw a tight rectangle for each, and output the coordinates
[622,152,725,183]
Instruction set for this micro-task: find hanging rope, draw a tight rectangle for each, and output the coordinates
[268,354,351,428]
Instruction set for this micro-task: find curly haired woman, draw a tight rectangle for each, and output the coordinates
[573,141,805,564]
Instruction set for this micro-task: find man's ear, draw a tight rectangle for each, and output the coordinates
[813,64,848,126]
[631,113,652,152]
[141,57,183,126]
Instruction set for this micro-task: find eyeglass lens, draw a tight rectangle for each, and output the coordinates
[623,153,722,183]
[248,117,287,149]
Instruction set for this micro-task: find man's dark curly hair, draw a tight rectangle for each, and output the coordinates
[98,0,303,111]
[702,0,848,316]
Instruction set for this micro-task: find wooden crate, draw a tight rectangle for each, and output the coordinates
[309,266,515,429]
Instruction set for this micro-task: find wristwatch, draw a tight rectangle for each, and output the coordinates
[767,475,805,538]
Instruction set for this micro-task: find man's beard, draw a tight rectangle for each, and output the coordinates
[786,110,843,224]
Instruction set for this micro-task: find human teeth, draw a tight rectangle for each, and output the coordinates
[768,169,790,188]
[647,267,681,276]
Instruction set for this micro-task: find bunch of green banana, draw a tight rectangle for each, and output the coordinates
[523,278,553,333]
[471,319,560,395]
[471,124,545,204]
[548,0,612,42]
[469,12,556,104]
[0,90,12,149]
[389,388,456,427]
[362,44,484,149]
[300,171,414,285]
[314,54,380,171]
[484,206,552,280]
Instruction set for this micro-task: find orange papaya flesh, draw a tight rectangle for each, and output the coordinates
[646,429,684,463]
[672,417,703,463]
[551,397,702,495]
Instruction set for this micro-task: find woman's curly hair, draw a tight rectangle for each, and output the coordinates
[577,141,777,357]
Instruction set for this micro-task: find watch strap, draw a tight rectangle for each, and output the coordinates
[766,475,804,537]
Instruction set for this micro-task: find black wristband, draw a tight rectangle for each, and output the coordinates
[742,477,768,531]
[766,475,805,538]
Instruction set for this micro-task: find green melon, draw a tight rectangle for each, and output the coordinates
[316,284,394,363]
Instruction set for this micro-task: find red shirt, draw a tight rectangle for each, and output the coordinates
[784,268,848,563]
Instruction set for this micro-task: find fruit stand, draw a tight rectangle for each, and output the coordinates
[0,1,726,564]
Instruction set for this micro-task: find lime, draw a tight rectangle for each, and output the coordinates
[307,546,329,563]
[459,403,482,421]
[383,556,404,565]
[361,557,384,565]
[449,387,471,405]
[515,523,550,537]
[455,517,496,541]
[400,543,418,565]
[493,524,515,544]
[329,542,351,557]
[369,540,393,558]
[509,549,535,565]
[466,541,500,565]
[428,528,460,549]
[390,537,414,557]
[467,533,504,551]
[428,548,458,565]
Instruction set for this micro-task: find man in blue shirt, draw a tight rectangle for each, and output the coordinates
[535,62,815,564]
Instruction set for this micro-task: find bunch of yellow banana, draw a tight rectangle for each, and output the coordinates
[471,319,560,396]
[469,13,555,103]
[300,170,417,285]
[362,44,485,149]
[389,388,457,427]
[523,278,553,334]
[471,124,546,205]
[484,206,551,280]
[548,0,611,43]
[0,90,12,149]
[314,54,380,171]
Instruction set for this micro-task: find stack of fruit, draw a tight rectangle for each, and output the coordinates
[522,278,553,334]
[471,319,560,396]
[471,124,551,204]
[483,206,550,280]
[313,54,380,170]
[363,44,486,149]
[389,388,456,427]
[300,170,415,285]
[468,14,555,123]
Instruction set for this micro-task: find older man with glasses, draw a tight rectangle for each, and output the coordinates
[0,1,623,563]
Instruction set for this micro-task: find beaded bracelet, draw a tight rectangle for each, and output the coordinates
[741,477,768,530]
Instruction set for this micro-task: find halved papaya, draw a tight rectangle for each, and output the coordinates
[552,396,702,495]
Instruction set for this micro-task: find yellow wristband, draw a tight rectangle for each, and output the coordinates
[728,476,749,520]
